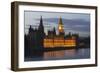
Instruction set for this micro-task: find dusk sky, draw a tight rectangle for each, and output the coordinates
[24,11,90,37]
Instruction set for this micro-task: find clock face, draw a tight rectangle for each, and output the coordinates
[59,26,62,30]
[58,24,64,32]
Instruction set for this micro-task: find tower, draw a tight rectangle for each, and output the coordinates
[38,16,45,49]
[29,25,33,34]
[58,17,64,36]
[38,16,44,33]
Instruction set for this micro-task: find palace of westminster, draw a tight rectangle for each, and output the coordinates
[25,16,79,50]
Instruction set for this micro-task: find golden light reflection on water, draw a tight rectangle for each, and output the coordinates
[43,49,76,60]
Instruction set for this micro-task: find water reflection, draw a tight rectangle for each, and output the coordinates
[25,48,90,61]
[44,50,65,60]
[43,49,76,60]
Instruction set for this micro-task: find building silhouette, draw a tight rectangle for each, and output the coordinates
[24,16,45,57]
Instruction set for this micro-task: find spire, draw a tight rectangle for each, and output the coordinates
[59,16,63,25]
[38,16,44,30]
[29,25,33,33]
[53,27,56,35]
[29,25,32,29]
[38,16,44,36]
[40,16,43,26]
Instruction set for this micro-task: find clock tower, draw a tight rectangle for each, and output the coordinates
[58,17,64,36]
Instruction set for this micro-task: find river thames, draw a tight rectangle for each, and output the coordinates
[25,48,90,61]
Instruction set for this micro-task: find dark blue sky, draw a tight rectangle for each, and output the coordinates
[25,11,90,37]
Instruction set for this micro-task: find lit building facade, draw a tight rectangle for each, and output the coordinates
[43,17,77,48]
